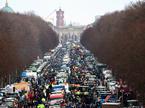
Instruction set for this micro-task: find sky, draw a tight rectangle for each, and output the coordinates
[0,0,140,25]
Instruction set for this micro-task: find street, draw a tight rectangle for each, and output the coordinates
[0,41,141,108]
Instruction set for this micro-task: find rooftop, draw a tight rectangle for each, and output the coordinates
[1,1,14,13]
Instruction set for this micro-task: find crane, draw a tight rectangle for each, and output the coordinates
[45,9,57,24]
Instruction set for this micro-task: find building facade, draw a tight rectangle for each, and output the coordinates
[56,9,64,27]
[54,8,86,43]
[54,25,86,43]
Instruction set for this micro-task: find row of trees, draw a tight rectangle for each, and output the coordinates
[81,1,145,101]
[0,12,58,86]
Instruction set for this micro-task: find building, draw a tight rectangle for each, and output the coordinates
[54,24,86,43]
[56,8,64,27]
[54,8,86,43]
[1,0,14,13]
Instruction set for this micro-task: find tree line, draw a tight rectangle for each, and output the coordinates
[0,12,58,86]
[81,1,145,102]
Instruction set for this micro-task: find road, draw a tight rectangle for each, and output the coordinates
[0,41,140,108]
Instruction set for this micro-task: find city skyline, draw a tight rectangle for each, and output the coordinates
[0,0,140,25]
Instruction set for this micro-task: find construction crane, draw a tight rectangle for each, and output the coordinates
[45,9,57,24]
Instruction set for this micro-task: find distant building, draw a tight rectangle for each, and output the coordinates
[49,8,87,43]
[1,0,14,13]
[54,24,86,43]
[56,8,64,27]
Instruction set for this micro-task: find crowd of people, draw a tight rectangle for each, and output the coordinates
[0,41,141,108]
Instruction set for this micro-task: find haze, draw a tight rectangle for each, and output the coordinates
[0,0,140,25]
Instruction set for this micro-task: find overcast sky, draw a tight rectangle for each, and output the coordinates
[0,0,140,25]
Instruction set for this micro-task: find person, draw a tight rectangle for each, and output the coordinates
[18,92,26,108]
[37,103,45,108]
[96,97,101,108]
[65,102,72,108]
[81,102,87,108]
[60,100,66,108]
[27,90,34,107]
